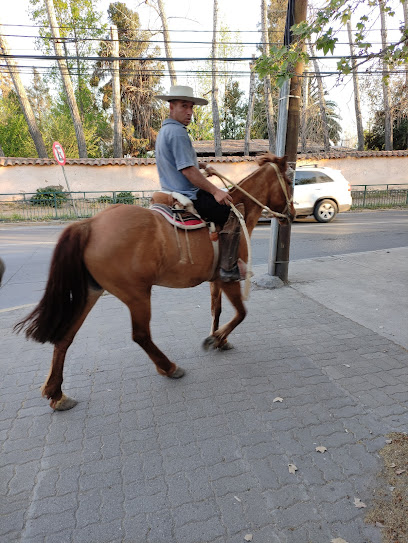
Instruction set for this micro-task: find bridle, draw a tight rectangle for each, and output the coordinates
[208,162,294,221]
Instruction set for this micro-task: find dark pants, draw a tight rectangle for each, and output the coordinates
[194,189,230,227]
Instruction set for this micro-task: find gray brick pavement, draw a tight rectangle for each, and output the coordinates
[1,282,407,542]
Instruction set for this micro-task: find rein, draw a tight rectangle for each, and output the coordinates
[208,162,293,220]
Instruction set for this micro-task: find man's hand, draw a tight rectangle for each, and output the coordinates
[213,187,233,205]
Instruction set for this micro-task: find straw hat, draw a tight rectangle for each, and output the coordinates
[155,85,208,106]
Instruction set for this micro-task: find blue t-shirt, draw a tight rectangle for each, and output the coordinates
[155,119,199,200]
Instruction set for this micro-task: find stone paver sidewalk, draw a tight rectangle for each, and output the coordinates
[1,275,407,543]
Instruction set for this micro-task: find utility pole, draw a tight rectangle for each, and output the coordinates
[273,0,308,282]
[110,25,123,158]
[347,21,364,151]
[261,0,276,153]
[211,0,222,157]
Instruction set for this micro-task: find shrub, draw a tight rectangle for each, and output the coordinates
[30,186,68,208]
[116,191,134,204]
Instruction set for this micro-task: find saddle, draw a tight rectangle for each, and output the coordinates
[150,191,219,275]
[150,191,208,230]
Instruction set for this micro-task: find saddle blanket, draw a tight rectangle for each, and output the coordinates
[150,203,207,230]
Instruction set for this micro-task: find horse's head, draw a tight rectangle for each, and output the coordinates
[256,153,296,223]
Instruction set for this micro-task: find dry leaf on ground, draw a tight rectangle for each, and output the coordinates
[315,446,327,453]
[244,535,253,542]
[288,463,298,474]
[331,539,349,543]
[273,397,283,403]
[354,497,367,508]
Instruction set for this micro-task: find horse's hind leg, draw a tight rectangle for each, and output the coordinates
[128,291,185,379]
[204,280,246,351]
[42,288,103,410]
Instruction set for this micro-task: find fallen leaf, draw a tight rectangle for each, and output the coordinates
[244,535,253,542]
[273,397,283,403]
[342,364,351,368]
[331,539,349,543]
[354,497,367,508]
[234,496,241,502]
[375,521,385,528]
[389,463,396,468]
[288,463,298,474]
[395,469,406,475]
[385,439,393,444]
[315,446,327,453]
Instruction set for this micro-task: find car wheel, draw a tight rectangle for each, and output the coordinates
[313,199,337,223]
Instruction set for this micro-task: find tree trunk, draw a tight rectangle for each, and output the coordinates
[379,0,392,150]
[211,0,222,157]
[244,55,256,156]
[402,0,408,86]
[111,25,123,158]
[0,143,4,157]
[347,21,364,150]
[310,44,330,151]
[261,0,276,152]
[157,0,177,86]
[44,0,88,158]
[0,24,48,158]
[300,72,309,152]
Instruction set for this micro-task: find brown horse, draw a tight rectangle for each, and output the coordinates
[15,153,294,410]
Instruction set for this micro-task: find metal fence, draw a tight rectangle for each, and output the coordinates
[351,184,408,208]
[0,185,407,222]
[0,190,155,222]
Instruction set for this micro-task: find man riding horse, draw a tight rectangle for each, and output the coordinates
[155,85,243,282]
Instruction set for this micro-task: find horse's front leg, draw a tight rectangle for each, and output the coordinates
[127,291,185,379]
[203,280,247,351]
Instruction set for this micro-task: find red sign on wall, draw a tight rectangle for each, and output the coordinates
[52,141,66,166]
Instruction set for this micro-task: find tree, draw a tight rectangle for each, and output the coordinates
[364,78,408,150]
[43,0,88,157]
[310,44,330,151]
[0,24,48,157]
[0,90,37,157]
[347,20,364,150]
[211,0,222,156]
[92,2,164,156]
[221,81,246,139]
[261,0,276,152]
[302,79,342,146]
[146,0,177,85]
[256,0,408,84]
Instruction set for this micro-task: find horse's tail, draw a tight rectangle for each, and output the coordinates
[14,220,94,344]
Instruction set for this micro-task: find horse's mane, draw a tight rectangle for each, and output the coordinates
[256,152,285,168]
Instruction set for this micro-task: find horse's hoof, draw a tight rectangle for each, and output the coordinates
[218,341,234,351]
[51,393,78,411]
[168,366,185,379]
[203,336,217,351]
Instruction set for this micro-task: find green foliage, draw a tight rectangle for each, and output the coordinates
[92,2,164,156]
[116,191,134,204]
[188,105,213,141]
[255,0,408,84]
[221,81,247,139]
[0,91,37,157]
[30,187,68,207]
[97,192,134,204]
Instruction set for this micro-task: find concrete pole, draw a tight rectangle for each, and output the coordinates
[244,55,256,156]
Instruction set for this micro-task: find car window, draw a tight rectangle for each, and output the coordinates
[295,171,333,185]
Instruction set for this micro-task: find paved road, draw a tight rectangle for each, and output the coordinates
[253,209,408,264]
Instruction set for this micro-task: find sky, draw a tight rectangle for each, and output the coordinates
[1,0,407,143]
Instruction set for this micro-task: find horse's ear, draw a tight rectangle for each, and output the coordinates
[276,155,288,172]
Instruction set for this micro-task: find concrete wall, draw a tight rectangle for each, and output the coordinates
[0,155,407,200]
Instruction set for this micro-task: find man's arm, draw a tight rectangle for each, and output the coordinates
[181,166,232,205]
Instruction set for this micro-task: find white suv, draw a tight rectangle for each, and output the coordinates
[293,165,352,223]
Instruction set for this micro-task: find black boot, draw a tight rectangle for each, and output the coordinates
[218,205,244,282]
